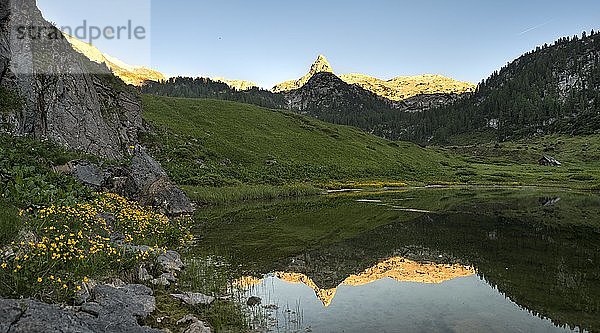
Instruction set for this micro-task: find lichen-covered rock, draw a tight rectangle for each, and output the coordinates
[56,154,195,216]
[129,148,195,215]
[171,293,215,306]
[0,282,162,332]
[156,250,184,273]
[177,315,212,333]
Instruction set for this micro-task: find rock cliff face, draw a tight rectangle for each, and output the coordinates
[64,34,165,87]
[0,0,193,214]
[0,0,140,160]
[284,72,392,117]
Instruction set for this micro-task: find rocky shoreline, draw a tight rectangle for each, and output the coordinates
[0,248,214,333]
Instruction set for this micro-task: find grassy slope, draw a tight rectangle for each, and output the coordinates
[439,135,600,189]
[141,95,600,201]
[141,95,450,188]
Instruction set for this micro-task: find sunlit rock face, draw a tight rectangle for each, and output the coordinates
[212,77,258,91]
[272,55,475,101]
[64,34,165,86]
[272,55,334,92]
[340,73,476,101]
[235,257,475,307]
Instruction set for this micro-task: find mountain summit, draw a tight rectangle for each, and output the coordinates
[273,55,333,92]
[310,55,334,74]
[273,55,475,100]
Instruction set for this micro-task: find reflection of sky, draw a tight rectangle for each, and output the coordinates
[246,275,575,333]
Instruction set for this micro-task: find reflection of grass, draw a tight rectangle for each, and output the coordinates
[183,184,322,205]
[147,255,249,332]
[192,195,416,273]
[192,188,600,274]
[147,290,248,333]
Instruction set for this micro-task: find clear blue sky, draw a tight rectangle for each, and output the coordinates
[38,0,600,88]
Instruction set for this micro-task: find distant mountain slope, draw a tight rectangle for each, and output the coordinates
[284,72,395,129]
[140,95,449,187]
[141,77,287,109]
[412,31,600,144]
[340,73,475,101]
[65,35,256,90]
[284,72,462,139]
[212,77,258,91]
[64,34,165,86]
[272,55,475,101]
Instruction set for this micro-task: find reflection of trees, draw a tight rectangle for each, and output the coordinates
[201,191,600,331]
[275,212,600,332]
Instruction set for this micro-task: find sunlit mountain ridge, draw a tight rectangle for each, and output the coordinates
[273,55,475,100]
[235,257,475,307]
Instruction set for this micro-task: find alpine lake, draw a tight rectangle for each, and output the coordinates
[185,187,600,333]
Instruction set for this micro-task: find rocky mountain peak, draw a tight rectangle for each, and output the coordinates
[273,54,474,101]
[309,55,333,75]
[272,54,333,92]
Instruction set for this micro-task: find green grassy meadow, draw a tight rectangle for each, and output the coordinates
[141,95,450,188]
[141,95,600,204]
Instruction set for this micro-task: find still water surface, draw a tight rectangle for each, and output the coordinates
[193,188,600,333]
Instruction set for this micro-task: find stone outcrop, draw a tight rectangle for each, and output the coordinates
[170,293,215,306]
[0,282,161,333]
[0,0,193,214]
[0,0,140,160]
[177,315,212,333]
[53,149,194,215]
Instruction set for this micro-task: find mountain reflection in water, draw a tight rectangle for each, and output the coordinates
[193,188,600,332]
[236,257,475,307]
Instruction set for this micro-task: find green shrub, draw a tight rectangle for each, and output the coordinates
[0,200,20,247]
[0,87,22,114]
[0,135,92,207]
